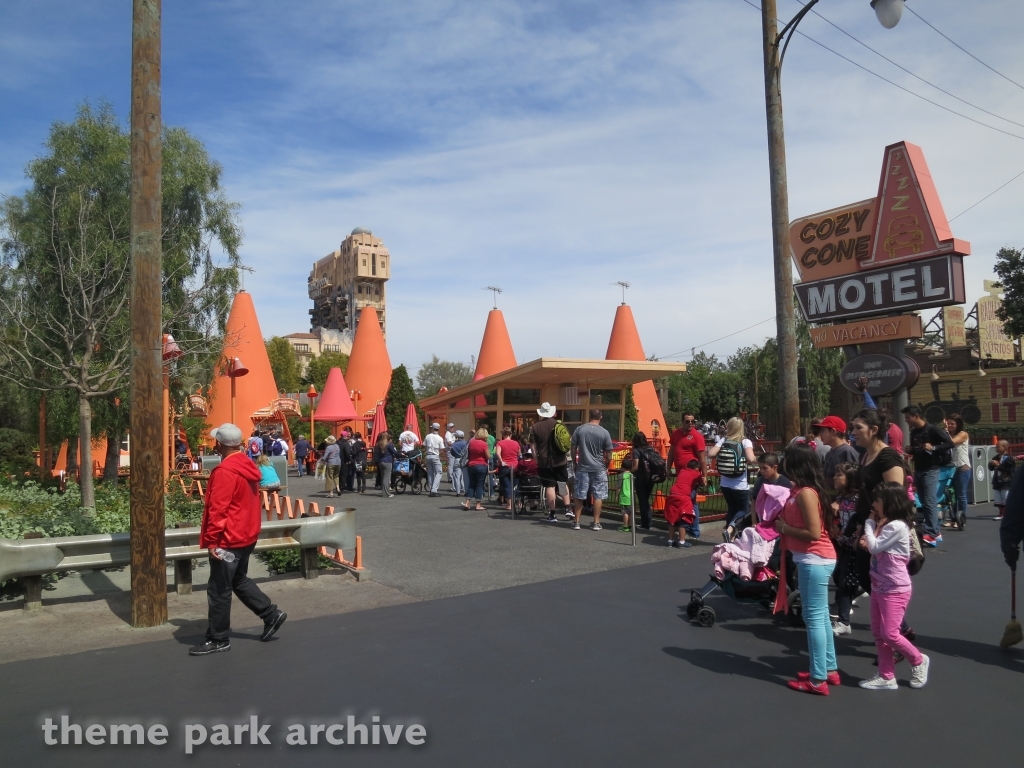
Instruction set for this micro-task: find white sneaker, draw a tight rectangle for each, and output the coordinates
[910,654,930,689]
[590,524,602,531]
[832,621,852,636]
[564,511,575,519]
[667,538,676,547]
[858,675,898,690]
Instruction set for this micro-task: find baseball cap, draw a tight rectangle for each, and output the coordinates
[431,422,440,430]
[818,415,847,432]
[446,422,454,428]
[210,423,243,447]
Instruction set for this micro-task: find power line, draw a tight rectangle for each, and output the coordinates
[739,0,1024,142]
[905,4,1024,93]
[949,168,1024,222]
[658,315,776,360]
[804,4,1024,130]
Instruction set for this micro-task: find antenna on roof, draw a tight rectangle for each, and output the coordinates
[485,286,503,309]
[614,281,630,305]
[238,264,255,291]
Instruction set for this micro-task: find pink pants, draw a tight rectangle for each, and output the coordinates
[871,590,923,679]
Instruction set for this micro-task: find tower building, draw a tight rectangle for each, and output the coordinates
[308,228,390,348]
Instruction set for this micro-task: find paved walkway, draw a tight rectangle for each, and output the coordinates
[2,489,1021,766]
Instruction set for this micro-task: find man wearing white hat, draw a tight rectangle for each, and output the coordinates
[189,423,287,656]
[531,403,570,523]
[423,422,446,497]
[444,422,457,487]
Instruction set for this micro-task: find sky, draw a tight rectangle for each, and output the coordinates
[2,0,1024,377]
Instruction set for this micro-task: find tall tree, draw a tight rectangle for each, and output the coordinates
[384,364,423,438]
[623,385,639,441]
[303,350,349,391]
[994,247,1024,336]
[415,355,474,398]
[0,103,241,507]
[266,336,301,393]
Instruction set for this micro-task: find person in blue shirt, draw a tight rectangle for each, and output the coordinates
[256,454,281,491]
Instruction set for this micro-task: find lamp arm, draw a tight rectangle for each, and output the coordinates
[777,0,820,72]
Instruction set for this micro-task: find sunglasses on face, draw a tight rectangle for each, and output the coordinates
[684,419,696,424]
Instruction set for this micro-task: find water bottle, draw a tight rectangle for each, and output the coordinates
[213,548,236,563]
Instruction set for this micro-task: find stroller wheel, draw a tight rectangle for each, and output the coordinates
[686,598,702,619]
[394,478,407,494]
[411,478,423,495]
[788,589,804,627]
[696,607,716,628]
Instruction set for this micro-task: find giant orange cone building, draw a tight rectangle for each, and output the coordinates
[606,304,666,439]
[345,306,393,417]
[473,309,517,380]
[206,291,282,438]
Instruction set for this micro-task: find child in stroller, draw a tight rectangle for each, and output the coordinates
[391,450,428,494]
[513,453,543,513]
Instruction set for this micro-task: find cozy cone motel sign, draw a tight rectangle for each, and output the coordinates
[793,141,969,342]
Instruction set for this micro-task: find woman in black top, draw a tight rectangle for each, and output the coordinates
[848,408,907,605]
[353,433,368,493]
[629,432,654,530]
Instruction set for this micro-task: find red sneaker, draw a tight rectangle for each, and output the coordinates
[787,679,830,695]
[798,670,841,686]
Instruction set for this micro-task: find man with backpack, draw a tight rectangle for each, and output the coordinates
[532,402,570,523]
[902,405,954,547]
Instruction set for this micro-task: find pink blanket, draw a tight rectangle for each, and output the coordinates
[711,527,777,581]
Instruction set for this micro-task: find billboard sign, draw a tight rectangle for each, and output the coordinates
[790,199,876,281]
[943,306,966,348]
[840,353,921,396]
[810,314,922,349]
[795,254,965,323]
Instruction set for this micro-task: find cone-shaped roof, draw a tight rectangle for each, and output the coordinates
[605,304,667,437]
[345,306,392,414]
[403,403,422,440]
[474,309,517,380]
[206,292,282,438]
[314,367,358,422]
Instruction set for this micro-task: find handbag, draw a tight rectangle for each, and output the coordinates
[907,521,925,575]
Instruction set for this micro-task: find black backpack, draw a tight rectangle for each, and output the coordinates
[642,447,667,484]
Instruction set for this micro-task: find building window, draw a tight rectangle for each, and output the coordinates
[362,259,366,266]
[374,287,380,295]
[381,259,386,269]
[294,344,310,353]
[504,388,541,405]
[372,254,377,276]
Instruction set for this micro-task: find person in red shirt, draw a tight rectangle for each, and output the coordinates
[668,412,708,538]
[664,460,701,548]
[190,423,287,657]
[495,427,521,510]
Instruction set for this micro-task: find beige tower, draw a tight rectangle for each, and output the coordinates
[308,227,390,344]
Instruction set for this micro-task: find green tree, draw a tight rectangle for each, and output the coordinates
[994,247,1024,335]
[415,355,474,397]
[0,103,241,508]
[384,364,423,439]
[304,351,350,391]
[266,336,301,393]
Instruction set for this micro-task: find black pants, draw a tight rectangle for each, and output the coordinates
[355,468,365,493]
[206,543,276,642]
[634,475,653,528]
[345,463,356,491]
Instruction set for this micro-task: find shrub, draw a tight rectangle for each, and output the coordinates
[0,428,40,480]
[257,549,333,574]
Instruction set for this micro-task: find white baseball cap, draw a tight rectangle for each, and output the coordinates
[210,423,243,447]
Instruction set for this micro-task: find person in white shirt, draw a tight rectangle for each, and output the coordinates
[444,423,457,487]
[423,423,446,497]
[707,416,757,542]
[398,425,420,456]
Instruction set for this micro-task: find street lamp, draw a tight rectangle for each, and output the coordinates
[760,0,901,441]
[227,357,249,425]
[307,383,319,450]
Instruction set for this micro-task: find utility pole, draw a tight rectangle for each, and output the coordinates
[760,0,800,443]
[129,0,167,628]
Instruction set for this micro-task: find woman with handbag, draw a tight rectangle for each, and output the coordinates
[352,432,368,494]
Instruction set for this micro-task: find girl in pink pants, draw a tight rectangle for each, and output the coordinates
[858,482,930,690]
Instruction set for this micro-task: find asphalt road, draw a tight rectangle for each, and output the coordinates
[1,503,1021,767]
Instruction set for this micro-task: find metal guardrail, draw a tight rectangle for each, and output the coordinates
[1,510,356,609]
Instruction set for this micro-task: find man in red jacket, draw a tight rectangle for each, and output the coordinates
[189,423,287,656]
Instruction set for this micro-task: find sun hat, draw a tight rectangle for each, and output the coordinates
[537,402,557,418]
[210,423,243,447]
[818,415,847,432]
[325,435,337,444]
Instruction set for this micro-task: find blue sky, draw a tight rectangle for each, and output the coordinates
[3,0,1024,375]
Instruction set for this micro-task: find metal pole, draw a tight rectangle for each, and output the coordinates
[761,0,800,443]
[128,0,167,628]
[231,374,236,425]
[631,471,636,547]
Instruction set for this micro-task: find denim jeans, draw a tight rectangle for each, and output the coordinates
[953,467,970,516]
[426,455,443,494]
[467,464,488,501]
[296,455,307,477]
[721,486,750,529]
[686,490,701,538]
[797,560,837,682]
[206,543,276,642]
[497,465,514,501]
[915,468,940,536]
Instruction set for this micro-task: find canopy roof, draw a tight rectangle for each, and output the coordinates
[420,357,687,410]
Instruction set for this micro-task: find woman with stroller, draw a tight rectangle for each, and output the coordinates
[775,445,838,695]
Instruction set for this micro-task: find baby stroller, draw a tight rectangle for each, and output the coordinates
[686,547,801,628]
[514,473,543,514]
[392,453,427,494]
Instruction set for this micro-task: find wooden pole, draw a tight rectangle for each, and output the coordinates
[129,0,167,628]
[761,0,801,443]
